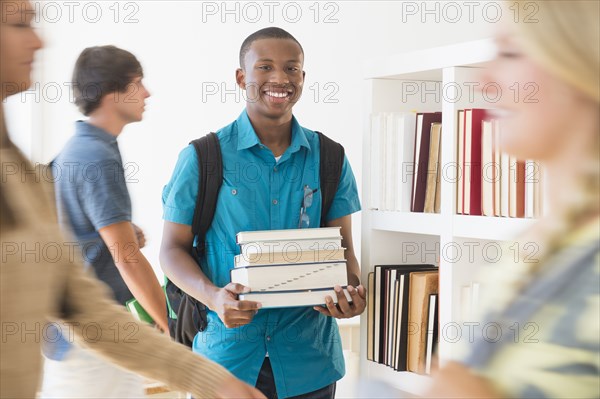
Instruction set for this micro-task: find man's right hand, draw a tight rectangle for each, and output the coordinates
[210,283,262,328]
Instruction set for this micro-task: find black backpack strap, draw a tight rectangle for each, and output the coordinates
[165,133,221,344]
[190,132,223,255]
[317,131,345,227]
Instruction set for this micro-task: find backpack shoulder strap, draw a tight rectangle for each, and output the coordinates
[316,131,345,227]
[190,132,222,254]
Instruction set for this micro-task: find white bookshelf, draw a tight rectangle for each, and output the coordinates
[359,39,537,396]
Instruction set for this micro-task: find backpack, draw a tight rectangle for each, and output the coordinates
[165,131,345,347]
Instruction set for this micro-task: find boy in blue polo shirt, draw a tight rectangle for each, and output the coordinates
[42,45,169,397]
[160,27,366,399]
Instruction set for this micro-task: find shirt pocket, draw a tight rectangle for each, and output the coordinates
[213,183,257,234]
[291,186,323,229]
[290,189,303,229]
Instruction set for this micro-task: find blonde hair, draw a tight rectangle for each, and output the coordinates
[513,0,600,261]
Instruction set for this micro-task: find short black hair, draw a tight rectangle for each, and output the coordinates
[72,45,143,116]
[239,27,304,69]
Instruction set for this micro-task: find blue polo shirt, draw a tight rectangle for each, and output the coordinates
[43,121,134,361]
[53,121,134,304]
[162,110,361,398]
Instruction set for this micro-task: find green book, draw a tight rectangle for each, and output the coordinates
[125,298,154,324]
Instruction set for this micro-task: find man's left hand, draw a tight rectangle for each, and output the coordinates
[313,284,366,319]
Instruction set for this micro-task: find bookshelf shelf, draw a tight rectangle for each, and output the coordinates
[453,215,535,241]
[359,38,541,396]
[370,210,444,236]
[368,211,534,241]
[363,39,495,80]
[366,362,433,396]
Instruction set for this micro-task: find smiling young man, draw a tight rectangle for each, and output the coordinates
[41,46,169,397]
[160,27,366,399]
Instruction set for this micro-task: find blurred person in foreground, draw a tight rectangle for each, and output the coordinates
[0,1,265,398]
[424,1,599,397]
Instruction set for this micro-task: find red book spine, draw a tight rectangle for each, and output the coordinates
[461,110,467,215]
[468,109,488,216]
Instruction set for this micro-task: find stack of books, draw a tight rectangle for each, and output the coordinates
[232,227,352,308]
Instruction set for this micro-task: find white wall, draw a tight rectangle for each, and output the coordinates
[6,1,496,278]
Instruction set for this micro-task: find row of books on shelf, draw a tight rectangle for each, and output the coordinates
[370,112,443,214]
[366,264,439,375]
[232,227,350,308]
[369,109,545,218]
[458,109,543,218]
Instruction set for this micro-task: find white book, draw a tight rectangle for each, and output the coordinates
[509,155,519,218]
[367,273,375,362]
[384,113,396,211]
[463,110,473,214]
[459,282,481,339]
[457,110,465,214]
[425,294,437,375]
[240,238,342,257]
[239,287,352,309]
[412,114,424,211]
[370,114,382,210]
[524,160,536,218]
[236,227,341,244]
[380,113,388,211]
[493,120,501,216]
[230,262,348,292]
[460,285,472,323]
[234,248,345,268]
[395,112,417,212]
[481,120,494,216]
[470,282,480,318]
[536,165,546,218]
[500,148,510,217]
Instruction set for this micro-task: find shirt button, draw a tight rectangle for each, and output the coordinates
[231,189,237,195]
[274,167,278,172]
[266,336,271,341]
[272,199,278,205]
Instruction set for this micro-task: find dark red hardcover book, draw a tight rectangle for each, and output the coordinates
[412,112,442,212]
[464,109,489,216]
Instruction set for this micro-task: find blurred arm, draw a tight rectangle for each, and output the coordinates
[98,221,168,332]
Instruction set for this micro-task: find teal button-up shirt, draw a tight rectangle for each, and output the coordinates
[162,110,361,398]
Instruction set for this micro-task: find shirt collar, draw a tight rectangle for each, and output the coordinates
[75,120,117,144]
[236,109,311,153]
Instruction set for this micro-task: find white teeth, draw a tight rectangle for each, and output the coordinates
[266,91,288,98]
